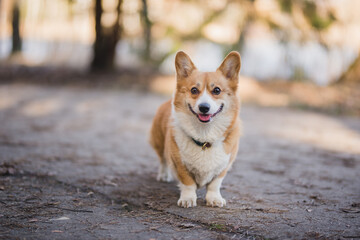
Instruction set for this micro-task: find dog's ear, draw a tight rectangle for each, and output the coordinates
[175,51,197,79]
[217,51,241,81]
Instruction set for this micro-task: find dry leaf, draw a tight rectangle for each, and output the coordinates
[51,217,70,221]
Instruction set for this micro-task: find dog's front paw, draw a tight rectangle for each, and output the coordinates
[177,197,197,208]
[206,192,226,207]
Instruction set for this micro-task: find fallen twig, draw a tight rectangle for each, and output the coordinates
[50,206,93,213]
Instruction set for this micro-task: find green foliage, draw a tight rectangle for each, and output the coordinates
[277,0,336,31]
[267,19,281,31]
[303,0,335,30]
[278,0,292,13]
[209,223,226,231]
[292,66,307,82]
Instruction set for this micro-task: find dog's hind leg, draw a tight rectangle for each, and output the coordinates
[151,139,173,182]
[157,159,173,182]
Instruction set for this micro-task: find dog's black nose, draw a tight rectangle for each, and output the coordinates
[199,103,210,114]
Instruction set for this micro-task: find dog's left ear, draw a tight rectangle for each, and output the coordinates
[217,51,241,81]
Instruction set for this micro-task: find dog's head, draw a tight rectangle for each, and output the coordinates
[173,51,241,125]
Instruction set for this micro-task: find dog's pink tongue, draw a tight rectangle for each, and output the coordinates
[199,114,211,121]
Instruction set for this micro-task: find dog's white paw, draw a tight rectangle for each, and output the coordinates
[177,197,197,208]
[177,183,197,208]
[206,192,226,207]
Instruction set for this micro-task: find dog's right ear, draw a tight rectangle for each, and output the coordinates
[175,51,197,79]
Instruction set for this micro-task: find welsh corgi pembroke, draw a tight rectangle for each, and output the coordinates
[150,51,242,208]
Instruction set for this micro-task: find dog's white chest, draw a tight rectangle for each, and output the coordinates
[175,132,230,187]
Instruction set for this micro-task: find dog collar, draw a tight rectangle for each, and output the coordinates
[192,138,212,150]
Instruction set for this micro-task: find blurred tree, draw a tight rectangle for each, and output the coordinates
[230,0,256,53]
[338,51,360,84]
[156,3,229,63]
[11,0,21,54]
[276,0,360,83]
[141,0,151,62]
[277,0,336,45]
[91,0,122,71]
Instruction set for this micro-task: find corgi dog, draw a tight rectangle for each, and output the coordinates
[150,51,242,208]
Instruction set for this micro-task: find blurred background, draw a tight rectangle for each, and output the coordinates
[0,0,359,114]
[1,2,360,237]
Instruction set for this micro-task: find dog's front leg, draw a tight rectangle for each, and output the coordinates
[167,135,197,207]
[171,157,197,208]
[178,182,197,208]
[206,176,226,207]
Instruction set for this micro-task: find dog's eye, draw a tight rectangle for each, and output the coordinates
[191,87,199,95]
[212,87,221,95]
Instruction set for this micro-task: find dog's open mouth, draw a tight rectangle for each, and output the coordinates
[188,104,224,123]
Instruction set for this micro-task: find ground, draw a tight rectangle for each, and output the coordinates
[0,83,359,240]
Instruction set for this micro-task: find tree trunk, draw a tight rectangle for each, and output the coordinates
[141,0,151,62]
[338,51,360,84]
[91,0,122,71]
[11,0,21,54]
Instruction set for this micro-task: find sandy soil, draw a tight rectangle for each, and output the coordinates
[0,83,359,239]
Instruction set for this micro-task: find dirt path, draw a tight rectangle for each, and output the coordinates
[0,84,359,239]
